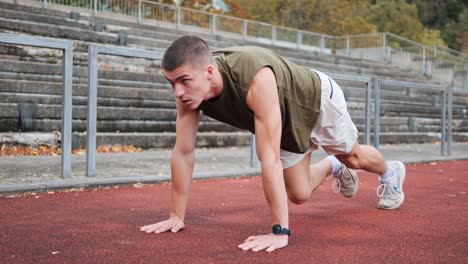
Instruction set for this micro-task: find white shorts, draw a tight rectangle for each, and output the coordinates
[280,70,358,169]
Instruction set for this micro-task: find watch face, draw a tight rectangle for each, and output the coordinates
[272,224,282,235]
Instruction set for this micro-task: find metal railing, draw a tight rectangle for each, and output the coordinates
[86,44,162,177]
[448,87,468,155]
[0,33,74,178]
[1,32,460,177]
[29,0,466,87]
[373,79,449,155]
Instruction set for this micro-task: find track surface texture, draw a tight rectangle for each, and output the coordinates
[1,161,467,263]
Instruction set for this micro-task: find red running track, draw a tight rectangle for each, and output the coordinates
[1,161,467,263]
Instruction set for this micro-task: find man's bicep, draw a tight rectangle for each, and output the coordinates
[248,67,282,160]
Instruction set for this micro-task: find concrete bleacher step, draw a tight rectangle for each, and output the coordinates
[0,117,235,133]
[69,131,465,149]
[1,0,440,82]
[0,92,176,109]
[0,1,71,19]
[0,79,174,101]
[0,1,465,147]
[0,103,177,121]
[0,2,433,84]
[72,131,252,148]
[0,17,119,45]
[0,6,93,31]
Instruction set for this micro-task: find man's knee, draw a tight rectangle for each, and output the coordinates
[287,189,311,204]
[336,145,361,169]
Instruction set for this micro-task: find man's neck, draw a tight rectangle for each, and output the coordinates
[208,67,224,99]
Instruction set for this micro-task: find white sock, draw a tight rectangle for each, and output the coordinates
[379,163,395,182]
[327,156,342,175]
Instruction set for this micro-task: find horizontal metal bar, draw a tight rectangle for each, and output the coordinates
[91,44,163,60]
[0,33,72,50]
[325,72,372,83]
[452,87,468,95]
[336,33,383,39]
[141,0,174,8]
[379,79,446,92]
[385,32,425,47]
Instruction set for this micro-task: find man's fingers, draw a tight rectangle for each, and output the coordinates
[266,245,277,253]
[147,224,166,233]
[171,222,185,233]
[239,234,288,252]
[140,223,161,232]
[244,236,258,242]
[155,224,173,234]
[252,243,270,252]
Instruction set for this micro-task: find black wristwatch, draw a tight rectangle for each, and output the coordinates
[272,224,291,236]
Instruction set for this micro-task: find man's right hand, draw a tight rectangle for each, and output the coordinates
[140,216,185,234]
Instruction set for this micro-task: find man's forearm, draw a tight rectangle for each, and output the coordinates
[261,160,289,228]
[169,150,195,221]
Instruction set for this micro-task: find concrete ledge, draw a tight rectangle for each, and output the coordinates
[0,168,261,196]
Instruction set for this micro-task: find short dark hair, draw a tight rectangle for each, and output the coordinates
[161,35,213,71]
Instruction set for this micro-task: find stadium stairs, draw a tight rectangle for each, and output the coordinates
[0,1,466,149]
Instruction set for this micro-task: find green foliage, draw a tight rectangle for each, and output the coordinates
[222,0,464,52]
[59,0,462,52]
[370,0,425,42]
[228,0,375,36]
[404,0,466,50]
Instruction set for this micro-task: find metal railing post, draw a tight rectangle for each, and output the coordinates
[211,14,216,35]
[464,63,468,90]
[272,26,276,45]
[441,88,447,156]
[365,78,373,145]
[296,31,302,49]
[447,86,453,156]
[86,46,98,177]
[176,7,181,30]
[320,35,325,54]
[382,33,387,62]
[243,20,248,40]
[61,43,73,178]
[250,134,259,168]
[374,79,381,148]
[346,36,350,56]
[93,0,97,16]
[137,0,142,23]
[422,46,426,74]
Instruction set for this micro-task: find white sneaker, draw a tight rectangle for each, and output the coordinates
[333,164,359,198]
[376,161,406,210]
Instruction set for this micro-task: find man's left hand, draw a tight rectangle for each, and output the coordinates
[238,233,288,252]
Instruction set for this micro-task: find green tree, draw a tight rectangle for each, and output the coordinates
[308,0,375,35]
[234,0,375,36]
[371,0,425,42]
[410,0,467,50]
[459,9,468,53]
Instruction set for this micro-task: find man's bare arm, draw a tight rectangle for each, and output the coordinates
[238,67,289,252]
[140,98,199,233]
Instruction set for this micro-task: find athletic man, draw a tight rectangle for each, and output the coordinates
[140,36,406,252]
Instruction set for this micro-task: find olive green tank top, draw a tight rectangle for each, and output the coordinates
[198,46,321,153]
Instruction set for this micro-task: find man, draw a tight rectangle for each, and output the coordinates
[140,36,406,252]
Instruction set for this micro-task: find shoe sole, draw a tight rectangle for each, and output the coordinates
[342,167,359,198]
[378,161,406,210]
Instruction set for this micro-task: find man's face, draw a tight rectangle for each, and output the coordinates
[163,63,211,110]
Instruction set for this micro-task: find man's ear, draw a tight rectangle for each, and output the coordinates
[206,64,214,80]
